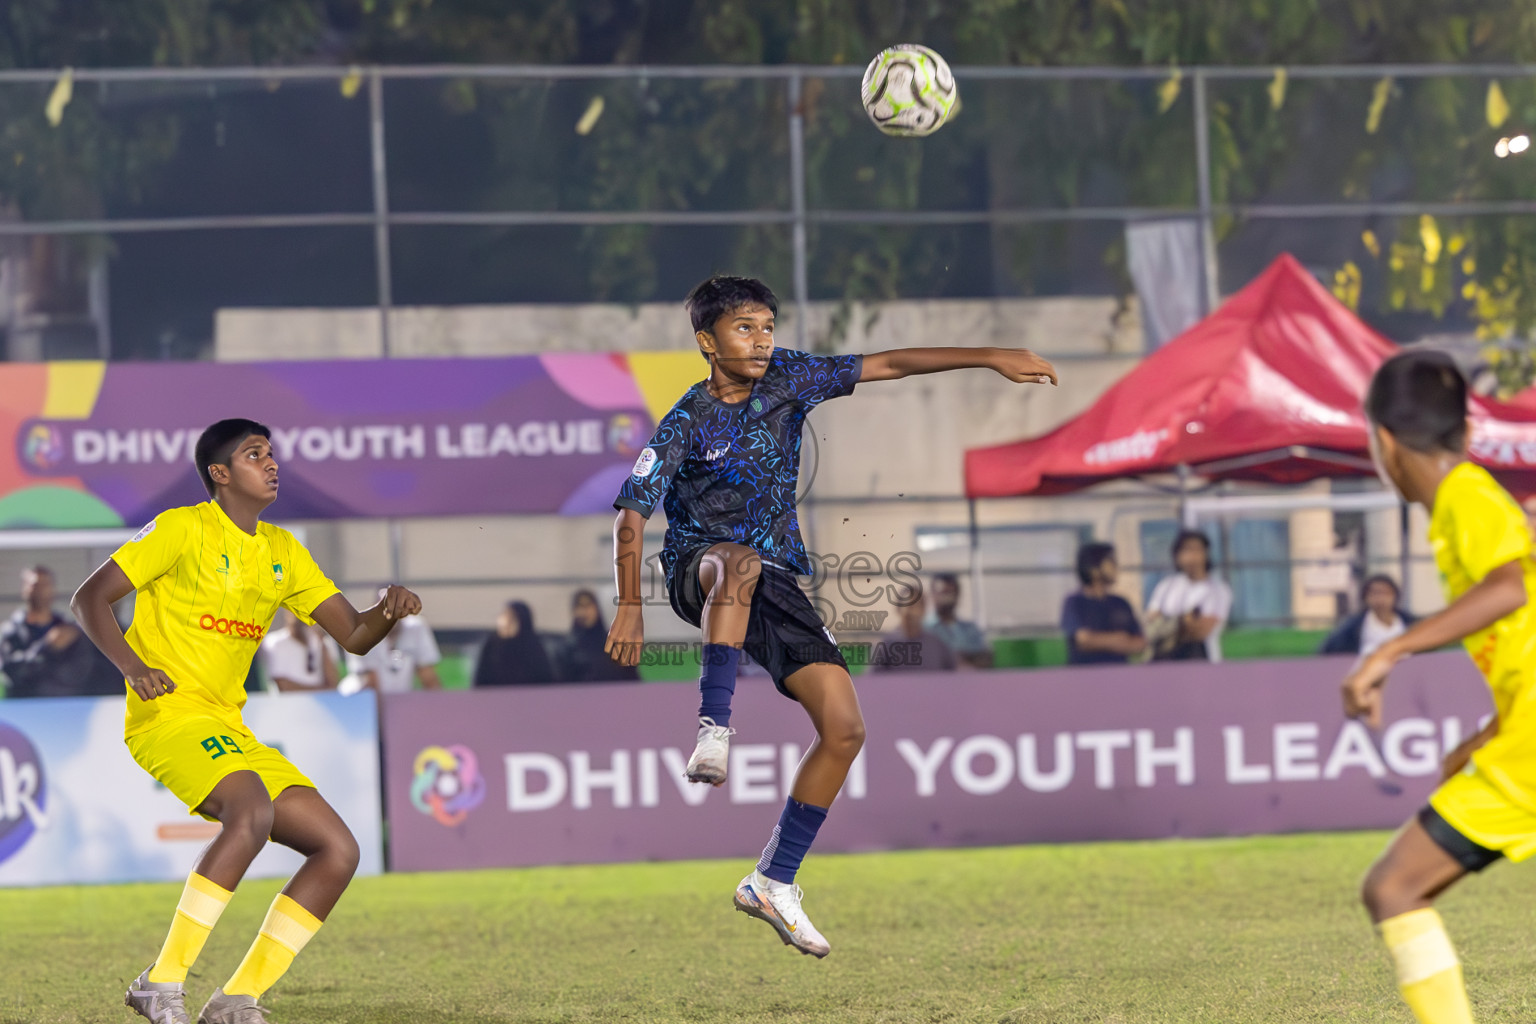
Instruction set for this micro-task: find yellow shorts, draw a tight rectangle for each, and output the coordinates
[126,716,314,821]
[1428,762,1536,864]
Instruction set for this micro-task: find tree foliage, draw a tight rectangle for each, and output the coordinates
[4,1,1536,375]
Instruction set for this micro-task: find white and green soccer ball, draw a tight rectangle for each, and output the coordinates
[860,44,959,137]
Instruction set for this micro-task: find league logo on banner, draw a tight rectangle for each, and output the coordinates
[410,745,487,827]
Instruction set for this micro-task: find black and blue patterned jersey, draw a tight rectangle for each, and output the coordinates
[613,348,863,580]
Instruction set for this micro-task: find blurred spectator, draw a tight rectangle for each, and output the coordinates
[475,600,558,686]
[560,588,640,682]
[1146,530,1233,663]
[1320,574,1417,657]
[871,581,958,673]
[1061,543,1146,665]
[342,587,443,693]
[927,572,993,669]
[259,609,339,693]
[1,565,119,698]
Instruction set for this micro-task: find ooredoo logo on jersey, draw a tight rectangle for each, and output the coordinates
[0,721,48,865]
[199,614,267,642]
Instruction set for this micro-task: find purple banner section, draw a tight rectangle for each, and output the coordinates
[381,653,1493,872]
[9,357,658,524]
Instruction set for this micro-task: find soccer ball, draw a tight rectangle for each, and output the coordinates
[860,44,959,137]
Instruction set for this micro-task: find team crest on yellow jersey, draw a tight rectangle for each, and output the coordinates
[273,563,284,583]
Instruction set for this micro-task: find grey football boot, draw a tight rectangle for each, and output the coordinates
[197,989,272,1024]
[125,965,192,1024]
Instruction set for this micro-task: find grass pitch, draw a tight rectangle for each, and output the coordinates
[5,832,1536,1023]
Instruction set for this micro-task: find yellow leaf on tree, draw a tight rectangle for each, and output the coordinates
[1366,77,1393,134]
[1462,256,1476,275]
[340,67,364,99]
[1488,81,1511,129]
[1463,281,1479,300]
[1421,266,1436,293]
[1361,230,1380,258]
[1448,234,1466,255]
[1268,68,1288,111]
[1419,215,1443,264]
[1157,69,1182,114]
[575,95,605,136]
[44,68,73,127]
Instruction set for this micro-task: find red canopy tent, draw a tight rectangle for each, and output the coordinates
[964,253,1536,500]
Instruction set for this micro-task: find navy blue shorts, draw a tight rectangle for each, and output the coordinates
[668,545,847,698]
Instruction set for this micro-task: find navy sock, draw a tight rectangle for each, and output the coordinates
[757,797,829,884]
[698,643,740,727]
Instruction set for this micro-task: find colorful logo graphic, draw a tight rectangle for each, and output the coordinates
[608,413,644,456]
[411,744,486,826]
[21,424,64,471]
[273,563,284,583]
[0,722,48,865]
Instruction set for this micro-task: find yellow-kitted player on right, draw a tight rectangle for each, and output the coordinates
[1342,349,1536,1024]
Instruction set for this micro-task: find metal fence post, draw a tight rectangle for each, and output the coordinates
[788,71,810,349]
[368,68,395,358]
[1192,69,1219,317]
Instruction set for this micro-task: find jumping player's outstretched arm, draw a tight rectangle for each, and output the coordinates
[1341,558,1526,727]
[858,347,1058,385]
[606,507,648,667]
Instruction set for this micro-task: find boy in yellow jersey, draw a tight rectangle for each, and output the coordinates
[72,419,422,1024]
[1342,351,1536,1024]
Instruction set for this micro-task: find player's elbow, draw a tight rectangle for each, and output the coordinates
[1499,574,1528,618]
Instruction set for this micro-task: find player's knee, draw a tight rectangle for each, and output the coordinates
[1359,863,1406,919]
[224,796,275,848]
[822,713,865,760]
[328,827,361,882]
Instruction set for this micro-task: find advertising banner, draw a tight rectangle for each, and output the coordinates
[0,692,383,886]
[381,653,1492,872]
[0,354,704,528]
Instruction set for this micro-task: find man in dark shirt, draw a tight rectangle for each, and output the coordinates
[0,565,96,697]
[1061,543,1146,665]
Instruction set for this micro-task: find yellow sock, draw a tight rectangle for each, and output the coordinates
[146,873,233,984]
[1379,908,1475,1024]
[224,894,323,999]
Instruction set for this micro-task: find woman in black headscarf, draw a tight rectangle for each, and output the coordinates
[473,601,557,686]
[561,589,640,682]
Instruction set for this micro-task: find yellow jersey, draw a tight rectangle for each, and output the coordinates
[1429,462,1536,809]
[111,501,340,738]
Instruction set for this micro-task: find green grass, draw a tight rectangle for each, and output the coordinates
[6,832,1536,1023]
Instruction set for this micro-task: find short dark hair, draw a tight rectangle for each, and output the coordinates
[1365,349,1468,454]
[195,418,272,497]
[1360,573,1401,602]
[931,572,960,593]
[1171,529,1212,569]
[685,275,779,335]
[1076,542,1117,585]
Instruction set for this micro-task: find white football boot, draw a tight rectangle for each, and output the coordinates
[685,717,734,785]
[125,965,192,1024]
[733,869,831,958]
